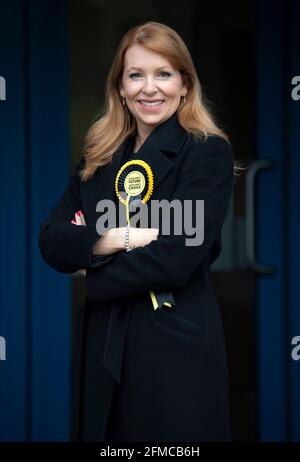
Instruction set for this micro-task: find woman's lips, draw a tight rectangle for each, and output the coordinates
[137,100,165,111]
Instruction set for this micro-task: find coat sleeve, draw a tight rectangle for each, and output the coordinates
[38,158,114,274]
[85,136,234,302]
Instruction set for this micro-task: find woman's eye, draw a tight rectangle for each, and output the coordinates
[129,71,172,79]
[129,72,141,78]
[159,71,171,77]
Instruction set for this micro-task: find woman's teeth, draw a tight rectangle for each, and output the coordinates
[139,100,164,107]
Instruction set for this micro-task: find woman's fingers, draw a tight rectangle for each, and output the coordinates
[79,210,86,225]
[127,227,159,248]
[144,228,159,240]
[71,211,86,275]
[75,212,82,225]
[150,228,159,238]
[73,210,86,226]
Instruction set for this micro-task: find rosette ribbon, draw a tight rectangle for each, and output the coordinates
[115,159,175,310]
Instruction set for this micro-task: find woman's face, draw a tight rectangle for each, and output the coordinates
[120,44,186,135]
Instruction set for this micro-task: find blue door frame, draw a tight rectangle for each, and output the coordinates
[0,0,70,441]
[288,0,300,442]
[257,0,300,441]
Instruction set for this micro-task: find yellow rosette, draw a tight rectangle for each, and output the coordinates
[115,159,175,311]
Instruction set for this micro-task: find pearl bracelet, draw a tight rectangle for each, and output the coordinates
[125,223,135,252]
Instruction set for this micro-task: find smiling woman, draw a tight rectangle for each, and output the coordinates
[80,20,238,182]
[119,46,187,151]
[39,20,236,443]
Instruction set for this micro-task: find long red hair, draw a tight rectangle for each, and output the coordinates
[81,21,238,181]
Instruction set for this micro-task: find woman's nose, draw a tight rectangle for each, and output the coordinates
[142,77,158,93]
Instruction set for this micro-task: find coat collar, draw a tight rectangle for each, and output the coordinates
[114,111,188,198]
[83,111,188,222]
[139,110,188,156]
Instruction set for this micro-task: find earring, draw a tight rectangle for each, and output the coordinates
[122,97,126,106]
[183,96,186,103]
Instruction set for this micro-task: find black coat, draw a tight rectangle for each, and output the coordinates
[39,111,234,442]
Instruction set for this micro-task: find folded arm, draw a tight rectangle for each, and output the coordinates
[39,159,160,274]
[85,137,234,302]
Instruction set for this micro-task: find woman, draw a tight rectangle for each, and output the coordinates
[39,21,236,442]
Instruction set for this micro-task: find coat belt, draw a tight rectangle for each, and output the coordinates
[102,299,132,384]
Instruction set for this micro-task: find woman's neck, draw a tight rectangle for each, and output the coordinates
[134,126,154,152]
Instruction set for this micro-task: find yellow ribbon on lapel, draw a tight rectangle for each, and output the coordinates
[115,159,174,311]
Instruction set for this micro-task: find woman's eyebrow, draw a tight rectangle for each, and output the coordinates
[126,66,172,72]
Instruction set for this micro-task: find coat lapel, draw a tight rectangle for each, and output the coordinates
[82,111,188,223]
[130,111,188,198]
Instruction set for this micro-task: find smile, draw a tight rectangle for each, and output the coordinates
[137,100,165,110]
[138,100,164,106]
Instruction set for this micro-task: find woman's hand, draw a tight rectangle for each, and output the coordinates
[92,226,159,255]
[125,227,159,249]
[71,210,86,276]
[71,210,159,274]
[71,210,86,226]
